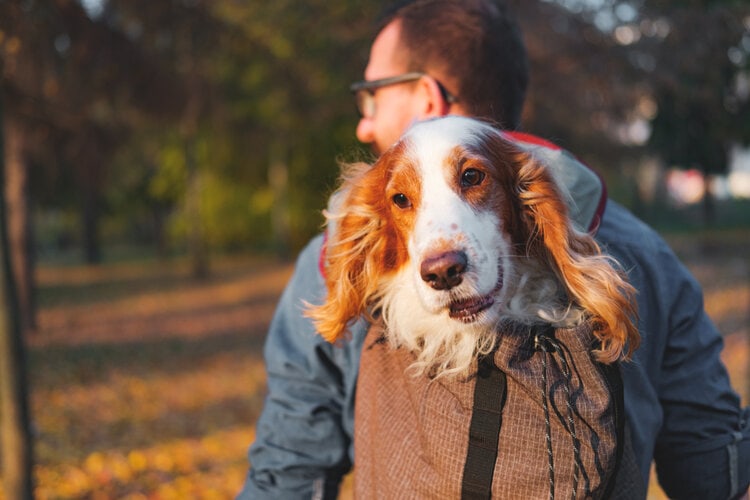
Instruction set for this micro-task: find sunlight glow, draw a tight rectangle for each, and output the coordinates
[79,0,104,19]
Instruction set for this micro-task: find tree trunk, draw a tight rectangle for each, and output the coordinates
[2,111,35,334]
[269,140,290,259]
[81,185,102,264]
[185,157,208,280]
[152,205,169,259]
[181,60,208,280]
[701,174,716,227]
[0,94,35,500]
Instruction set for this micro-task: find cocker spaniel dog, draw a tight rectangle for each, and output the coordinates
[307,116,638,378]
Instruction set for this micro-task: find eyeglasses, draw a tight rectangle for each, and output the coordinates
[350,72,458,119]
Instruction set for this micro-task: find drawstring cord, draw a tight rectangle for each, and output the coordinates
[538,337,556,500]
[535,329,589,500]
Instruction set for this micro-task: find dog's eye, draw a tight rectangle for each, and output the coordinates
[392,193,411,209]
[461,168,485,188]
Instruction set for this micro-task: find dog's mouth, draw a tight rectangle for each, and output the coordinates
[449,295,495,322]
[448,271,504,323]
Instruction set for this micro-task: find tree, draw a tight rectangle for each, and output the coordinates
[0,87,34,500]
[516,0,645,163]
[643,2,750,221]
[101,0,379,256]
[0,0,186,332]
[536,0,750,220]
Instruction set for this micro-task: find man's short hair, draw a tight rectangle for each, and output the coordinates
[378,0,528,130]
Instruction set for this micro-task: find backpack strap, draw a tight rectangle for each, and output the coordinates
[460,355,507,500]
[461,334,629,499]
[597,360,626,499]
[597,361,648,499]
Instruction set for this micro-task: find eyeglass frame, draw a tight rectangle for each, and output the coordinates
[350,72,459,119]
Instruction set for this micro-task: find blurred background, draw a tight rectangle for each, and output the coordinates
[0,0,748,498]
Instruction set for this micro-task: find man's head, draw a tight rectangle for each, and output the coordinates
[354,0,528,154]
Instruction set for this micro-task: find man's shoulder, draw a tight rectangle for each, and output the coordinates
[283,233,326,293]
[507,133,605,232]
[297,232,326,265]
[598,201,660,244]
[596,200,675,267]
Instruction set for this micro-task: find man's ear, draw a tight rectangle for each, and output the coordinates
[415,75,452,118]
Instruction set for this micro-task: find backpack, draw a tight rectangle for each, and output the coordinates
[354,321,645,499]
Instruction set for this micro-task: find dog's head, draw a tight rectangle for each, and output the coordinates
[307,116,637,376]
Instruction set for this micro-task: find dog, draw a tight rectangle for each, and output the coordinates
[306,116,638,379]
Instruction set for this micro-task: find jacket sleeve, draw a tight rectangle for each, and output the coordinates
[647,245,750,500]
[237,234,364,499]
[599,202,750,499]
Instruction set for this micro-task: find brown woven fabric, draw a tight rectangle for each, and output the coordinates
[354,322,632,499]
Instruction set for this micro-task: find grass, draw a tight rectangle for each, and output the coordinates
[1,226,748,499]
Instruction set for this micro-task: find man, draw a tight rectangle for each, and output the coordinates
[239,1,750,498]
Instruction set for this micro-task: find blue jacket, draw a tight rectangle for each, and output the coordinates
[239,136,750,499]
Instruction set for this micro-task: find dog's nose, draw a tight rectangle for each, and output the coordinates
[420,251,468,290]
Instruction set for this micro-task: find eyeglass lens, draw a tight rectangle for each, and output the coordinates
[355,90,375,119]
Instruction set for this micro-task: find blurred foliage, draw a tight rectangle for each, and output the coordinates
[0,0,748,261]
[642,2,750,176]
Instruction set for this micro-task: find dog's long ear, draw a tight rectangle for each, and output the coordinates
[516,154,639,363]
[304,155,403,343]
